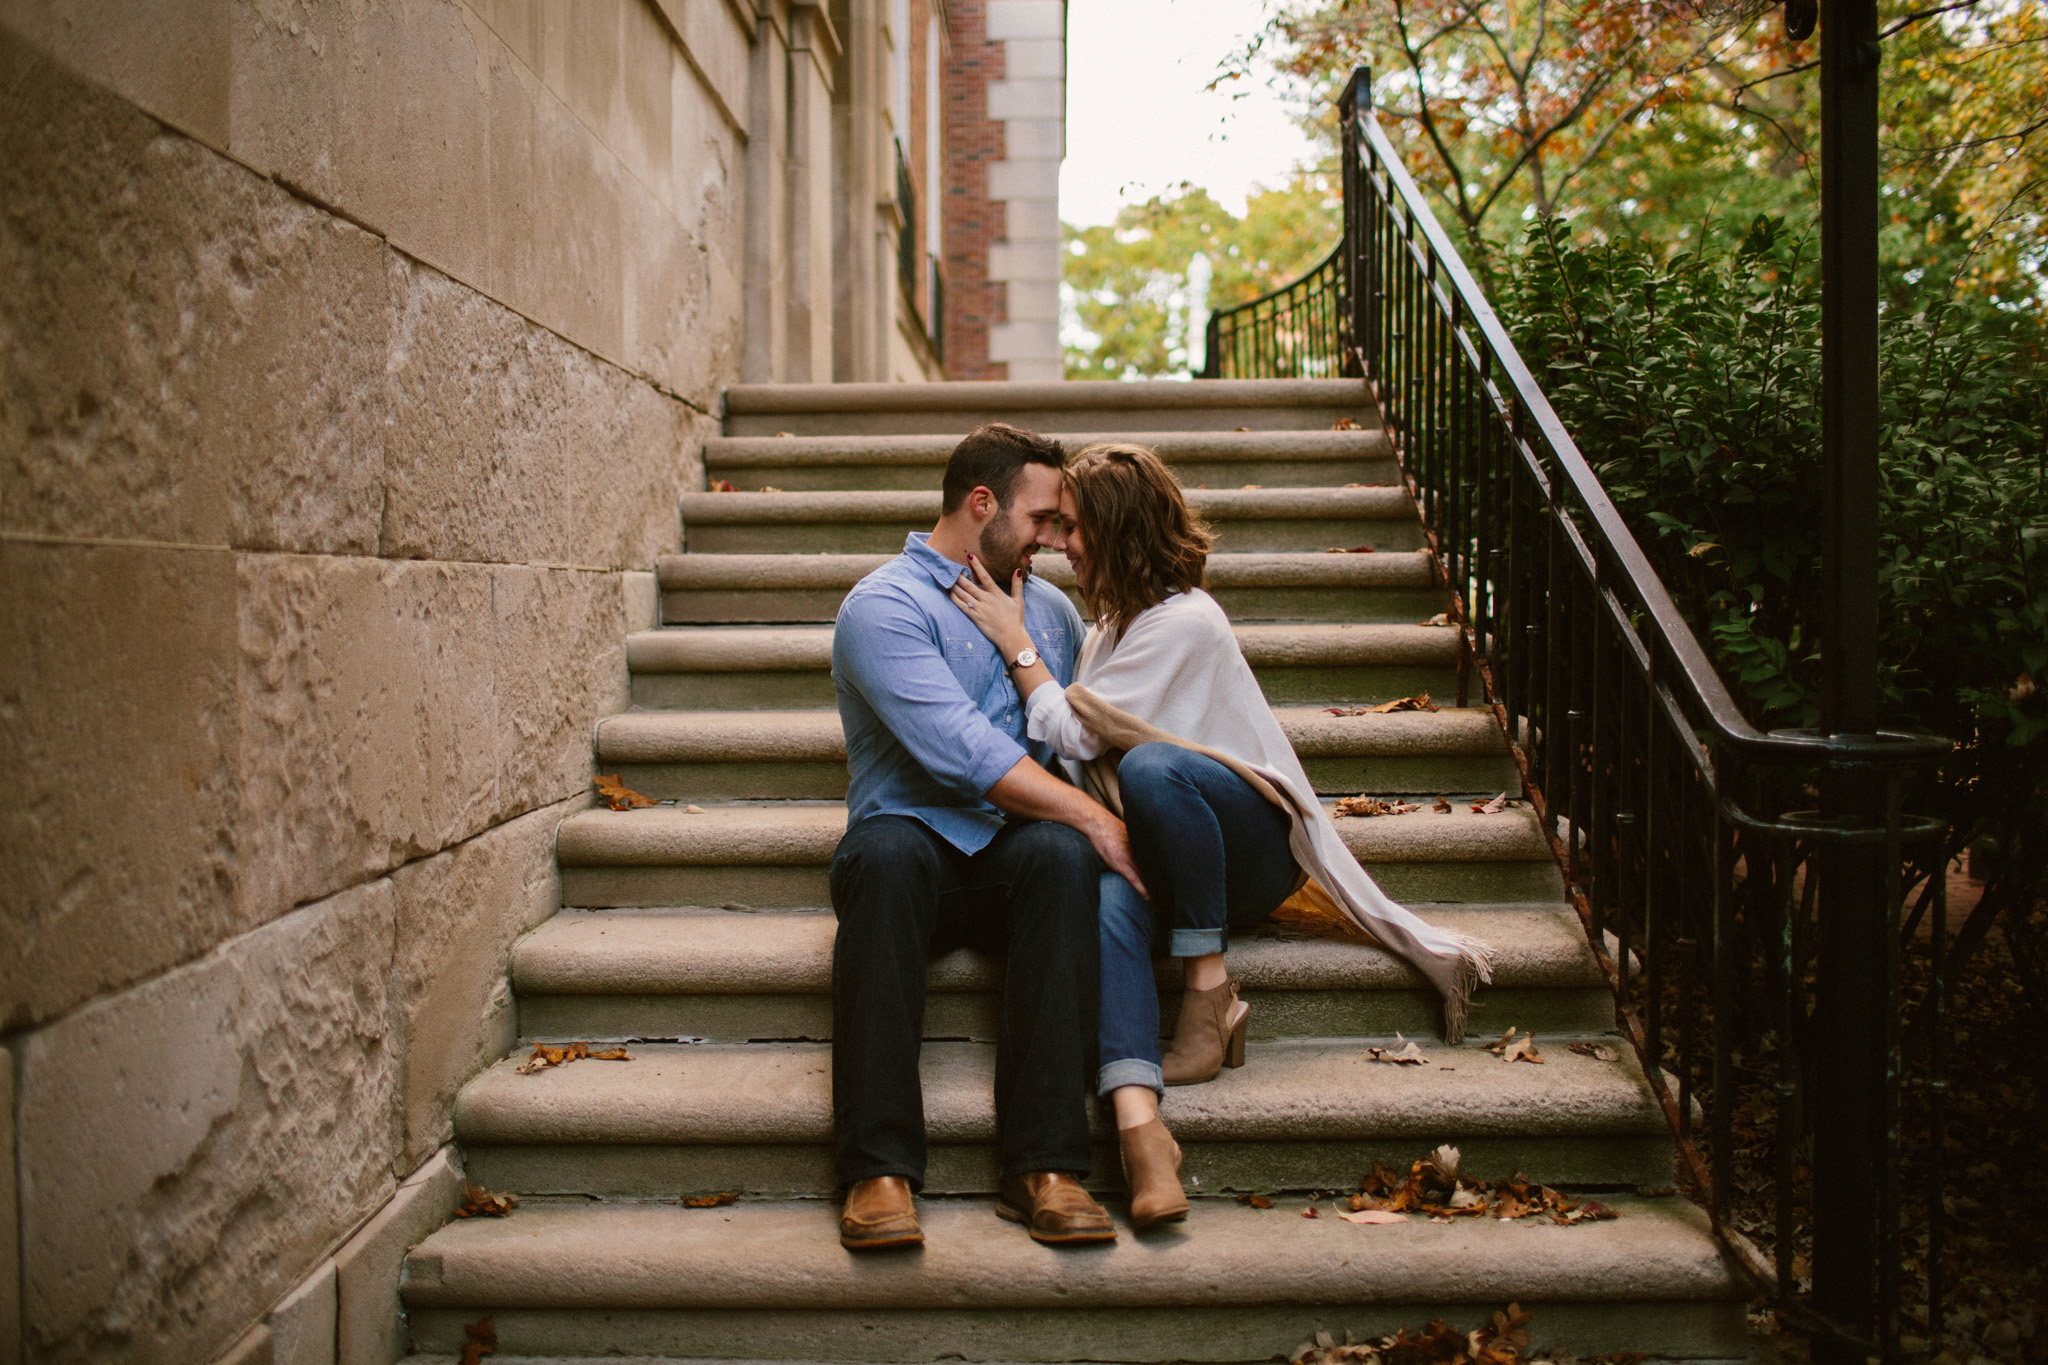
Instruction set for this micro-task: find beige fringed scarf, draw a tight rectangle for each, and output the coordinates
[1063,682,1494,1044]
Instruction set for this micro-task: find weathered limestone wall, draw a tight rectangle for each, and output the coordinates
[0,2,745,1361]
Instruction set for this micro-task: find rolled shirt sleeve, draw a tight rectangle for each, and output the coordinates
[1024,681,1106,761]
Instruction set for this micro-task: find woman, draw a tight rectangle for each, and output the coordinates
[949,442,1493,1233]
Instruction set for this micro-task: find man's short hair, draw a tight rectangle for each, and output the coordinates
[941,423,1066,514]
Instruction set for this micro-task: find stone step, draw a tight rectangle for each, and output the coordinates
[723,377,1379,437]
[453,1035,1672,1197]
[554,802,1564,909]
[400,1197,1746,1361]
[512,904,1610,1044]
[657,549,1444,624]
[595,705,1517,800]
[706,428,1398,491]
[680,487,1424,555]
[625,623,1468,711]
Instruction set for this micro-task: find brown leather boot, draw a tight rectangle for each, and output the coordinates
[1118,1117,1190,1231]
[839,1175,923,1250]
[995,1171,1117,1244]
[1161,977,1248,1085]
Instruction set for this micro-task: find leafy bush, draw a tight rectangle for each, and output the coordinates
[1499,215,2048,984]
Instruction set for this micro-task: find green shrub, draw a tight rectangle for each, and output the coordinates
[1500,215,2048,982]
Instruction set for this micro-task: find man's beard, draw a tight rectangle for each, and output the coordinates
[977,517,1033,585]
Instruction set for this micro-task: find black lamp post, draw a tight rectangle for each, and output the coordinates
[1807,0,1888,1357]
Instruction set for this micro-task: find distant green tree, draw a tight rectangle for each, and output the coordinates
[1062,177,1340,380]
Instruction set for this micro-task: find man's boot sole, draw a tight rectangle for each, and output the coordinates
[839,1226,925,1251]
[994,1198,1118,1244]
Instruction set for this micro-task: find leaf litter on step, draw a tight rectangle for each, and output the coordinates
[455,1183,517,1218]
[1325,693,1439,716]
[594,774,658,811]
[1291,1301,1533,1364]
[516,1040,632,1074]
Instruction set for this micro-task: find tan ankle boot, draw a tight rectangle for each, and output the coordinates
[1119,1117,1190,1231]
[1161,977,1247,1085]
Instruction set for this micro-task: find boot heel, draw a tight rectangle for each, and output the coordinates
[1224,1011,1248,1068]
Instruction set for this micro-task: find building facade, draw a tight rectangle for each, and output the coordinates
[0,3,1064,1363]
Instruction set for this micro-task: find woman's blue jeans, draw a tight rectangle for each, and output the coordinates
[1098,742,1299,1097]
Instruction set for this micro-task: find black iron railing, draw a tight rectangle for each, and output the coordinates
[1226,69,1953,1360]
[1198,244,1351,379]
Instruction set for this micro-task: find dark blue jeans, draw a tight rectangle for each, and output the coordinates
[830,814,1102,1190]
[1098,743,1299,1096]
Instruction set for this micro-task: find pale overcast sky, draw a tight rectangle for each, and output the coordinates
[1060,0,1320,228]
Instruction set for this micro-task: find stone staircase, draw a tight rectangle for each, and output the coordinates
[399,380,1747,1362]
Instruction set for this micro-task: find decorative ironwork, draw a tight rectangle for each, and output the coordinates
[1230,67,1953,1360]
[1199,244,1352,380]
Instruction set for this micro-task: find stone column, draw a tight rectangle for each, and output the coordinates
[743,0,792,382]
[983,0,1064,381]
[787,4,840,382]
[833,0,882,381]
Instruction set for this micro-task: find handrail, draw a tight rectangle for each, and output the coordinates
[1349,101,1943,772]
[1217,66,1953,1359]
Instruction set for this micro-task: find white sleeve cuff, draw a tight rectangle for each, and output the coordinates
[1024,682,1105,761]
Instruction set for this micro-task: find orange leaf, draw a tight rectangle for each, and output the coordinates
[685,1192,739,1208]
[458,1317,496,1365]
[594,774,658,811]
[455,1183,518,1218]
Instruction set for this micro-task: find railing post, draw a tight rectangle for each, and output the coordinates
[1339,68,1370,378]
[1811,0,1888,1355]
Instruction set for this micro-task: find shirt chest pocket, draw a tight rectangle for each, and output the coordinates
[940,633,995,693]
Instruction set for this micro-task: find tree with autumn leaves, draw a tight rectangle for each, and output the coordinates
[1063,0,2048,380]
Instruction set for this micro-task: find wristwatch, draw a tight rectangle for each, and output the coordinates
[1008,645,1039,670]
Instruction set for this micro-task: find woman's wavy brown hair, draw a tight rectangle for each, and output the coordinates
[1066,442,1212,633]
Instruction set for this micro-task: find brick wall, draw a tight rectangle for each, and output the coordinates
[941,0,1007,380]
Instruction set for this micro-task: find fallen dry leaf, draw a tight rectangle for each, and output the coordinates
[1486,1029,1544,1064]
[1237,1193,1275,1209]
[458,1317,496,1365]
[594,774,657,811]
[709,478,739,492]
[1321,545,1377,553]
[1242,483,1264,490]
[1338,1208,1408,1224]
[1333,795,1422,817]
[1301,1205,1320,1218]
[516,1040,633,1074]
[1418,613,1452,627]
[774,430,795,438]
[683,804,705,814]
[758,485,785,493]
[1471,792,1509,814]
[1375,693,1439,713]
[455,1183,518,1218]
[1331,417,1362,430]
[1568,1040,1622,1062]
[1366,1035,1427,1065]
[1433,796,1453,814]
[684,1192,739,1208]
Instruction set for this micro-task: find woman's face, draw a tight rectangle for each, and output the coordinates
[1053,485,1087,585]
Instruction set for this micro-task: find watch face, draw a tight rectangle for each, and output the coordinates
[1016,647,1038,668]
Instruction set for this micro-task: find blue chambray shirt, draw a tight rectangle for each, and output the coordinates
[834,531,1086,855]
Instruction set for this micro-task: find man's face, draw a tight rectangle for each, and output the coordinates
[975,462,1065,584]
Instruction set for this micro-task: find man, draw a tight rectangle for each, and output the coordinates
[829,422,1145,1251]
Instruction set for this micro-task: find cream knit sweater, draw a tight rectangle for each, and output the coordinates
[1024,588,1495,1042]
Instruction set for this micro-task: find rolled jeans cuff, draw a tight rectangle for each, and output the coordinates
[1098,1057,1164,1098]
[1169,926,1226,957]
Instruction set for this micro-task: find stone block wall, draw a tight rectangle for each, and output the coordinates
[0,2,744,1360]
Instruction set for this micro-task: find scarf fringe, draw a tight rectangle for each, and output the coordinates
[1436,933,1496,1048]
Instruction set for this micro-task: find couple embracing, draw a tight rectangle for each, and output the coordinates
[828,423,1494,1250]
